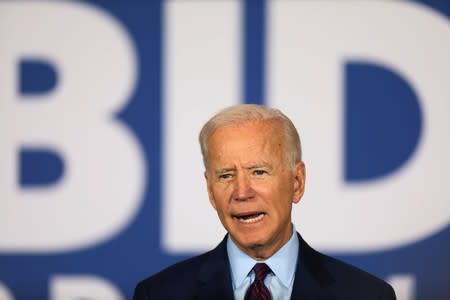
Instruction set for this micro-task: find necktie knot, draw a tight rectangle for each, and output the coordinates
[253,263,272,282]
[245,263,272,300]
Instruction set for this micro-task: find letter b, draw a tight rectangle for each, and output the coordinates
[0,1,145,252]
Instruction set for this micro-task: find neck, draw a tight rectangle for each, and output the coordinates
[237,224,294,260]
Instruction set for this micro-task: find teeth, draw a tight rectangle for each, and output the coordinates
[237,213,265,223]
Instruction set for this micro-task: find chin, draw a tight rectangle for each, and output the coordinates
[236,234,268,250]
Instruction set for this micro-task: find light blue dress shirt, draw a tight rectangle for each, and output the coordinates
[227,226,299,300]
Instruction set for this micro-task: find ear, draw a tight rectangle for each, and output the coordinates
[204,171,217,210]
[292,162,306,204]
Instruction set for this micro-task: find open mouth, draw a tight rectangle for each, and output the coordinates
[233,212,266,224]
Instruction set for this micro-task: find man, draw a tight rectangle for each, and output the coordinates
[134,104,396,299]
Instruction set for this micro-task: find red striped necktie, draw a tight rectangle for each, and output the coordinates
[244,263,272,300]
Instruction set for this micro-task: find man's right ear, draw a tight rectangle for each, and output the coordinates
[204,171,217,210]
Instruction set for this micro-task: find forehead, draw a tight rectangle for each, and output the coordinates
[210,119,281,141]
[207,120,285,161]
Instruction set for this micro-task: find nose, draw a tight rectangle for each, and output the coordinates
[233,174,255,201]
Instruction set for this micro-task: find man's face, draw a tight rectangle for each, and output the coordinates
[205,120,305,259]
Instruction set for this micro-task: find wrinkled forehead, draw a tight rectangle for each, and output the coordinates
[215,118,282,135]
[209,119,283,144]
[207,120,287,163]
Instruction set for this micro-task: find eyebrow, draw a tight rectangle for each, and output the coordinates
[215,168,236,175]
[247,161,272,169]
[248,164,269,169]
[215,163,272,173]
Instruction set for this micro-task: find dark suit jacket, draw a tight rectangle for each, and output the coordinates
[134,234,396,299]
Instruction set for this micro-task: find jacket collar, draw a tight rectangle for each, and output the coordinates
[195,233,334,300]
[196,235,234,300]
[291,233,335,299]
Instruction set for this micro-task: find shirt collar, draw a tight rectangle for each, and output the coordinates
[227,225,299,289]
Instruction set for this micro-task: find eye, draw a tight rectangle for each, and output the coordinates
[253,169,267,176]
[218,173,233,180]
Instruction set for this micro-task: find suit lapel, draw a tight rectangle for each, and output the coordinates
[194,233,335,300]
[291,233,335,299]
[195,236,234,300]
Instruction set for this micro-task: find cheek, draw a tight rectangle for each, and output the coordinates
[215,183,235,199]
[253,181,273,195]
[270,184,294,212]
[211,188,231,211]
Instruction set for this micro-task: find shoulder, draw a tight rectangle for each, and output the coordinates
[133,236,232,300]
[297,234,396,299]
[133,251,211,299]
[317,252,396,299]
[324,252,392,286]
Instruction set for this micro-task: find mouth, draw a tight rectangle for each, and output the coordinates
[232,212,266,224]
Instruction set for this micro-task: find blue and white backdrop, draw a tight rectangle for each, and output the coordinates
[0,1,449,299]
